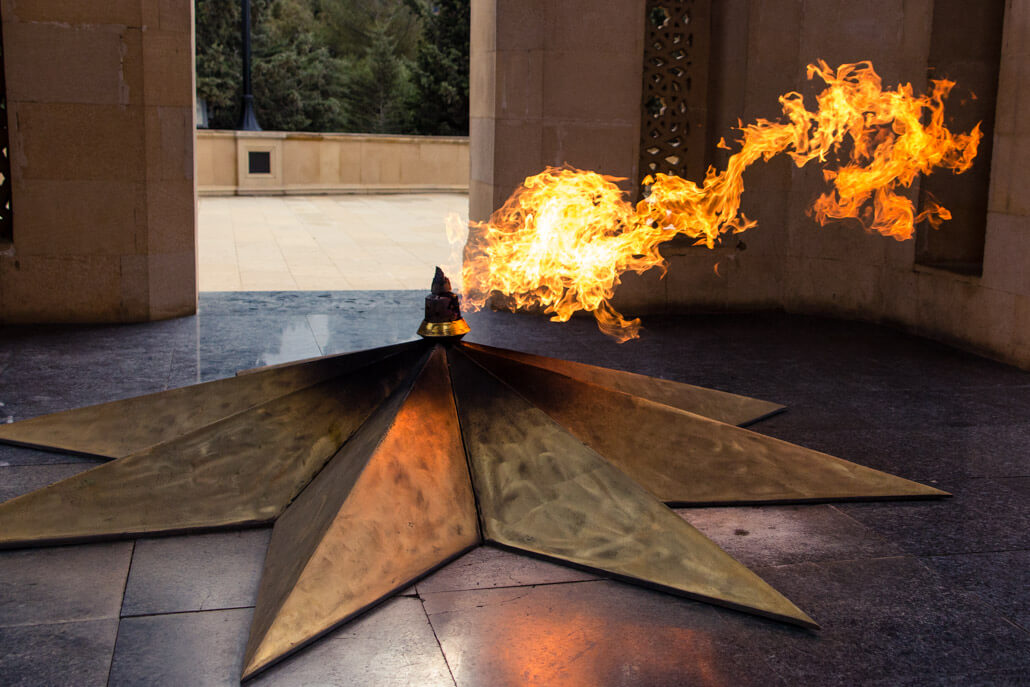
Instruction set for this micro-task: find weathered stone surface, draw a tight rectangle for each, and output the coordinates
[122,530,272,617]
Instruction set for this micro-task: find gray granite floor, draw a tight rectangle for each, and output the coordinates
[0,292,1028,686]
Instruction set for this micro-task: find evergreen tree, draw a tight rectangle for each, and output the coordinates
[407,0,469,136]
[194,0,243,129]
[344,21,416,133]
[253,0,349,131]
[313,0,420,62]
[313,0,421,134]
[193,0,468,135]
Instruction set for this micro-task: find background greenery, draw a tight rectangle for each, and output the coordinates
[195,0,469,135]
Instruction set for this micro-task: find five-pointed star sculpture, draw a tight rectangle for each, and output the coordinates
[0,338,947,680]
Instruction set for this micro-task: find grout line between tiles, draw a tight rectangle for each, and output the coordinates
[118,604,256,621]
[105,539,135,687]
[418,594,459,687]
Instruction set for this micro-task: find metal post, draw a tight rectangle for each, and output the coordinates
[238,0,261,131]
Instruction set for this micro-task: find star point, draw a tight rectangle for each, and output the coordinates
[0,338,946,681]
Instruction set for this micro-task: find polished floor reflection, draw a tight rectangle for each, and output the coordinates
[1,292,1028,685]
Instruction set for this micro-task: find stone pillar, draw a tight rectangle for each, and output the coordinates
[0,1,197,323]
[469,0,646,223]
[980,0,1030,365]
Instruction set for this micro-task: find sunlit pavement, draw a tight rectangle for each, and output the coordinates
[198,194,469,292]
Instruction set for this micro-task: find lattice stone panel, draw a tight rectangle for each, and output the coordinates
[638,0,710,189]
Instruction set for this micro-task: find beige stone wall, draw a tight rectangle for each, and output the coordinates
[473,0,1030,368]
[644,0,1030,368]
[197,131,469,196]
[0,0,197,323]
[469,0,646,222]
[977,1,1030,365]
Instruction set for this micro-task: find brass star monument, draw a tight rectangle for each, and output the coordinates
[0,269,946,680]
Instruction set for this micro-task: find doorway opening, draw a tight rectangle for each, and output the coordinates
[193,0,470,293]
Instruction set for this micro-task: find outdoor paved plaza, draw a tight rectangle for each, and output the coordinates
[0,293,1028,686]
[198,194,468,292]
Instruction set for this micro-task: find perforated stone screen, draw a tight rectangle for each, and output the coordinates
[638,0,710,191]
[0,15,11,245]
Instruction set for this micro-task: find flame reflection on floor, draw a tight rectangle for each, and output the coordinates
[463,590,724,687]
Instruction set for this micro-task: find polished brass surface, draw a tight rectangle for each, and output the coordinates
[233,340,418,376]
[0,348,425,546]
[462,344,948,504]
[241,346,480,679]
[461,342,784,426]
[447,347,817,628]
[0,340,420,458]
[417,318,470,339]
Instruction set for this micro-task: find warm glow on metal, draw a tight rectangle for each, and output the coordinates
[462,60,983,341]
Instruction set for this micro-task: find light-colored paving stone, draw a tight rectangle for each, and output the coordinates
[198,194,469,292]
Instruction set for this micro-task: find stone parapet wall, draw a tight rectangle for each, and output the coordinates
[197,131,469,196]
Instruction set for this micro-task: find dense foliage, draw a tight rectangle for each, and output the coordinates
[406,0,469,136]
[195,0,469,135]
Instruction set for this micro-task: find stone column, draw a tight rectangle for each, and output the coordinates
[469,0,646,224]
[0,0,197,322]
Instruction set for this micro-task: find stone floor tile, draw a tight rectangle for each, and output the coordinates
[200,194,467,292]
[416,545,598,595]
[239,272,298,291]
[108,608,252,687]
[422,579,788,687]
[0,618,118,687]
[757,424,1030,482]
[838,477,1030,556]
[0,442,104,466]
[248,597,455,687]
[0,542,132,626]
[0,295,1027,685]
[751,386,1016,433]
[199,271,243,291]
[920,550,1030,629]
[868,344,1030,391]
[0,463,97,501]
[929,669,1030,686]
[749,556,1030,685]
[166,313,323,382]
[677,504,904,568]
[0,382,160,422]
[0,337,176,420]
[121,529,272,617]
[300,300,423,354]
[293,275,355,290]
[195,289,419,316]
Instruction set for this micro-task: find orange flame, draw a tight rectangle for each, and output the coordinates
[462,60,982,341]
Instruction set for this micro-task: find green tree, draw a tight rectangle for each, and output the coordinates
[194,0,468,135]
[253,0,349,131]
[407,0,469,135]
[312,0,420,61]
[311,0,421,134]
[194,0,243,129]
[344,21,416,133]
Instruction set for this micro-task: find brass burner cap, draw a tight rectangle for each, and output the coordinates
[417,318,470,339]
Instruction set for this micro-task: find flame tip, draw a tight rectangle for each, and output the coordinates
[463,59,981,340]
